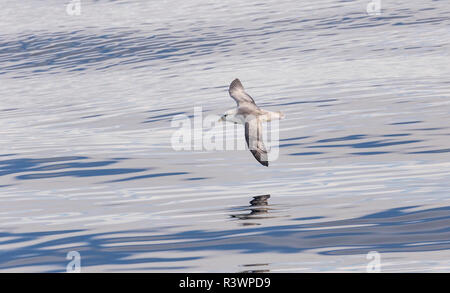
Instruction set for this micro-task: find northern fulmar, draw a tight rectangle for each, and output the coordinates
[219,78,285,167]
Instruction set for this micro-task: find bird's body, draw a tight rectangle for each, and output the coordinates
[220,78,285,167]
[223,108,284,124]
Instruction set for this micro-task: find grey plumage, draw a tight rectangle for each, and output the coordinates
[224,78,279,167]
[221,78,284,166]
[229,78,255,105]
[245,117,269,167]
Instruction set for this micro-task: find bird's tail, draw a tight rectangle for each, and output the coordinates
[260,110,285,121]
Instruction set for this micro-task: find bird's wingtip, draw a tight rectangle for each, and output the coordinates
[229,78,244,92]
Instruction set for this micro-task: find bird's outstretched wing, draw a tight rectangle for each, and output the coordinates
[245,117,269,167]
[229,78,256,105]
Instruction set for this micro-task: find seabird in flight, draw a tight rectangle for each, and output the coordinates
[219,78,285,167]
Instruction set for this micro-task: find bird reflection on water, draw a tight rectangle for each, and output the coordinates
[238,263,270,273]
[230,194,275,226]
[231,194,273,272]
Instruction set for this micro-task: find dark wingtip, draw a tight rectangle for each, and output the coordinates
[229,78,244,92]
[250,150,269,167]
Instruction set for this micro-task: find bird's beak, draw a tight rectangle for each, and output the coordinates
[218,116,225,122]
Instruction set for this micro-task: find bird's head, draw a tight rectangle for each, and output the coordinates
[218,109,237,123]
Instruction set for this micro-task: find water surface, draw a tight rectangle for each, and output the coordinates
[1,0,450,272]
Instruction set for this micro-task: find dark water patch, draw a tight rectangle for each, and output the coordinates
[16,168,148,180]
[107,172,189,183]
[408,148,450,154]
[274,99,338,107]
[376,15,412,21]
[419,7,436,12]
[393,17,449,26]
[289,152,324,156]
[3,205,450,271]
[304,231,370,239]
[146,111,186,120]
[81,114,103,119]
[184,177,209,181]
[317,134,367,143]
[349,139,422,148]
[404,46,422,50]
[143,111,186,123]
[0,156,151,182]
[390,120,422,125]
[0,229,84,246]
[350,151,391,155]
[0,30,234,76]
[28,160,118,172]
[307,139,422,149]
[107,266,193,272]
[293,216,325,221]
[382,133,411,137]
[0,156,89,177]
[411,128,444,131]
[280,136,311,142]
[136,205,450,255]
[338,23,386,30]
[146,108,169,113]
[0,229,201,272]
[280,143,301,148]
